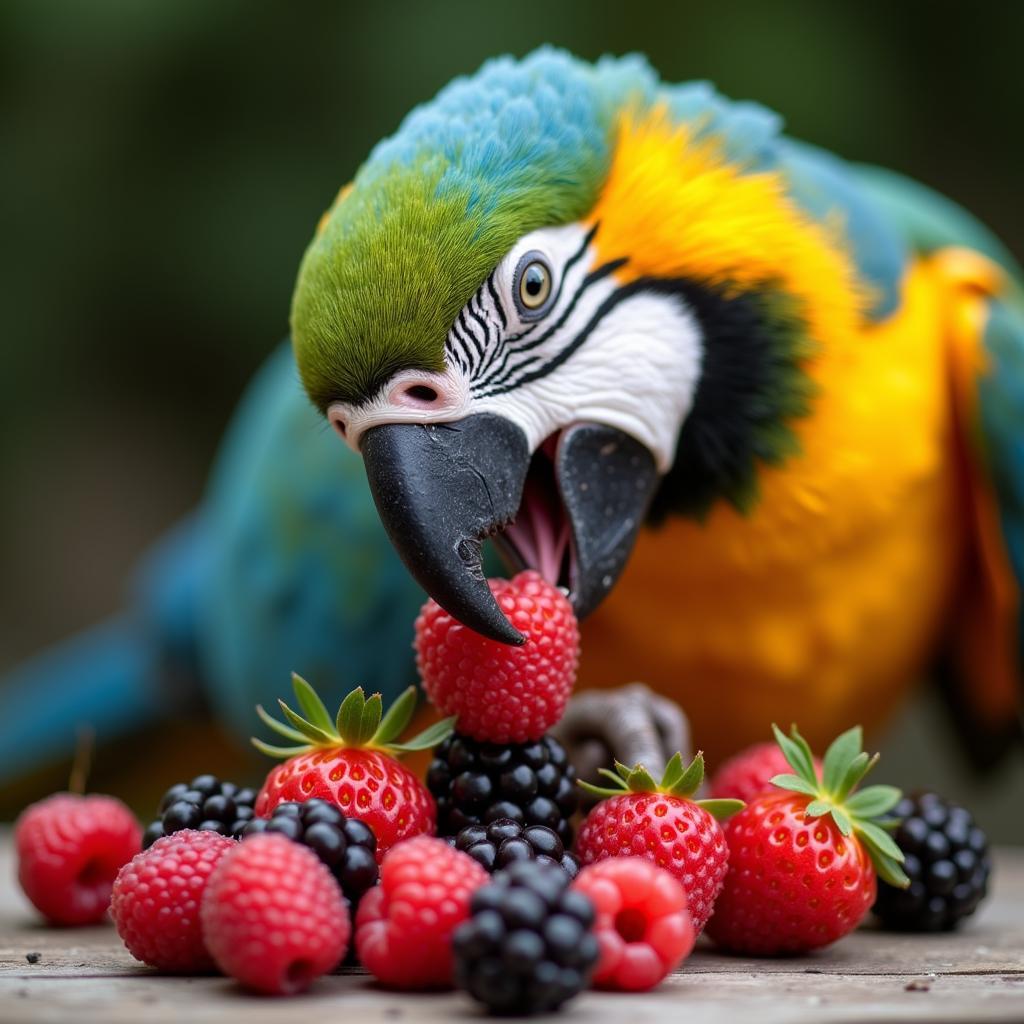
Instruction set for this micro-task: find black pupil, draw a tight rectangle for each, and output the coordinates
[524,265,545,297]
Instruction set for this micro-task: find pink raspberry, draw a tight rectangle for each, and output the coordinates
[111,829,234,971]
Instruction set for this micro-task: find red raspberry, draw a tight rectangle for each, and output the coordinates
[16,793,141,926]
[355,835,488,989]
[415,570,580,743]
[111,829,234,971]
[201,833,350,994]
[710,742,822,804]
[573,858,695,991]
[706,791,876,954]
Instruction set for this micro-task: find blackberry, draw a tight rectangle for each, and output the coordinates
[143,775,257,848]
[452,819,580,878]
[873,791,991,931]
[428,733,578,847]
[241,799,378,908]
[454,860,600,1015]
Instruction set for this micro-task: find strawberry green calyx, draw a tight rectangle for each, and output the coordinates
[770,723,909,888]
[253,673,454,759]
[579,751,744,822]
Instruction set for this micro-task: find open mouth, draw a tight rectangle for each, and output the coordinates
[360,414,660,644]
[492,432,576,593]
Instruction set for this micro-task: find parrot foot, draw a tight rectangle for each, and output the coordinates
[551,684,690,795]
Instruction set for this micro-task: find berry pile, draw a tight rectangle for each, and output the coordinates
[20,563,972,1010]
[454,860,599,1014]
[241,798,379,908]
[873,792,991,931]
[143,775,257,849]
[452,819,580,877]
[429,733,578,846]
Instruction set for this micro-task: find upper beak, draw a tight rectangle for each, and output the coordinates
[360,414,659,644]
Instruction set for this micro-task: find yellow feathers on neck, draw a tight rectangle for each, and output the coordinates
[589,104,871,350]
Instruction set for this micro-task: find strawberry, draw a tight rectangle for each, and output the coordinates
[252,675,453,861]
[709,741,823,805]
[705,724,909,955]
[575,753,743,932]
[414,570,580,743]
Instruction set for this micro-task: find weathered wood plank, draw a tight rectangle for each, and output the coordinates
[1,833,1021,1022]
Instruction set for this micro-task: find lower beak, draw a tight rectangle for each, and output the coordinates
[360,414,659,644]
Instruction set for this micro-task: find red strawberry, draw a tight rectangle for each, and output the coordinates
[575,753,742,932]
[253,676,452,861]
[706,725,909,955]
[709,741,823,804]
[16,793,141,926]
[415,570,579,743]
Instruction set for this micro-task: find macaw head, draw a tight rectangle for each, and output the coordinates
[290,48,866,643]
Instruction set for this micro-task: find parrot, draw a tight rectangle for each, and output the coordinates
[2,47,1022,793]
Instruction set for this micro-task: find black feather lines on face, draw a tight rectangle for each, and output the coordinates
[648,278,816,524]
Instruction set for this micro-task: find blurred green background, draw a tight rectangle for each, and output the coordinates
[1,0,1022,838]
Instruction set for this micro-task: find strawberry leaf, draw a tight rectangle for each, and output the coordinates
[805,799,831,820]
[670,752,705,797]
[255,704,309,744]
[772,724,817,786]
[357,693,383,746]
[659,752,685,792]
[627,765,659,793]
[696,798,744,821]
[292,673,335,735]
[389,716,456,753]
[822,726,862,796]
[836,751,872,800]
[278,699,335,745]
[830,807,853,837]
[337,687,366,745]
[770,773,818,798]
[845,785,902,819]
[374,686,417,746]
[252,738,311,759]
[856,819,904,862]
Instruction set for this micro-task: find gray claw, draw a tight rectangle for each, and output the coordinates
[552,684,690,791]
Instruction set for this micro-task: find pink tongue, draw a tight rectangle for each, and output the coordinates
[504,474,570,586]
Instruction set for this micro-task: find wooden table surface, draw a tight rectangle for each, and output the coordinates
[1,832,1021,1023]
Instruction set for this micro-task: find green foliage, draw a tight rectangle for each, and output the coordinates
[579,750,744,822]
[770,723,909,887]
[252,673,454,758]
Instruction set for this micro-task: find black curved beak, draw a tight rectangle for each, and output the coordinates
[360,415,659,645]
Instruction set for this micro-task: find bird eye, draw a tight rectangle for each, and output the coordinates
[513,252,554,318]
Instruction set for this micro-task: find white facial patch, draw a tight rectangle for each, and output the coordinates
[331,222,703,471]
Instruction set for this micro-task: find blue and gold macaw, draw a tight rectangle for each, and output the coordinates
[3,48,1022,786]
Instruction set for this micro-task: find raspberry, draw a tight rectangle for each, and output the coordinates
[428,732,578,846]
[453,860,600,1014]
[451,819,579,877]
[16,793,141,926]
[415,570,580,743]
[355,835,488,989]
[201,833,350,994]
[242,798,379,909]
[573,858,695,991]
[111,829,235,971]
[709,742,821,805]
[873,792,991,931]
[143,775,257,848]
